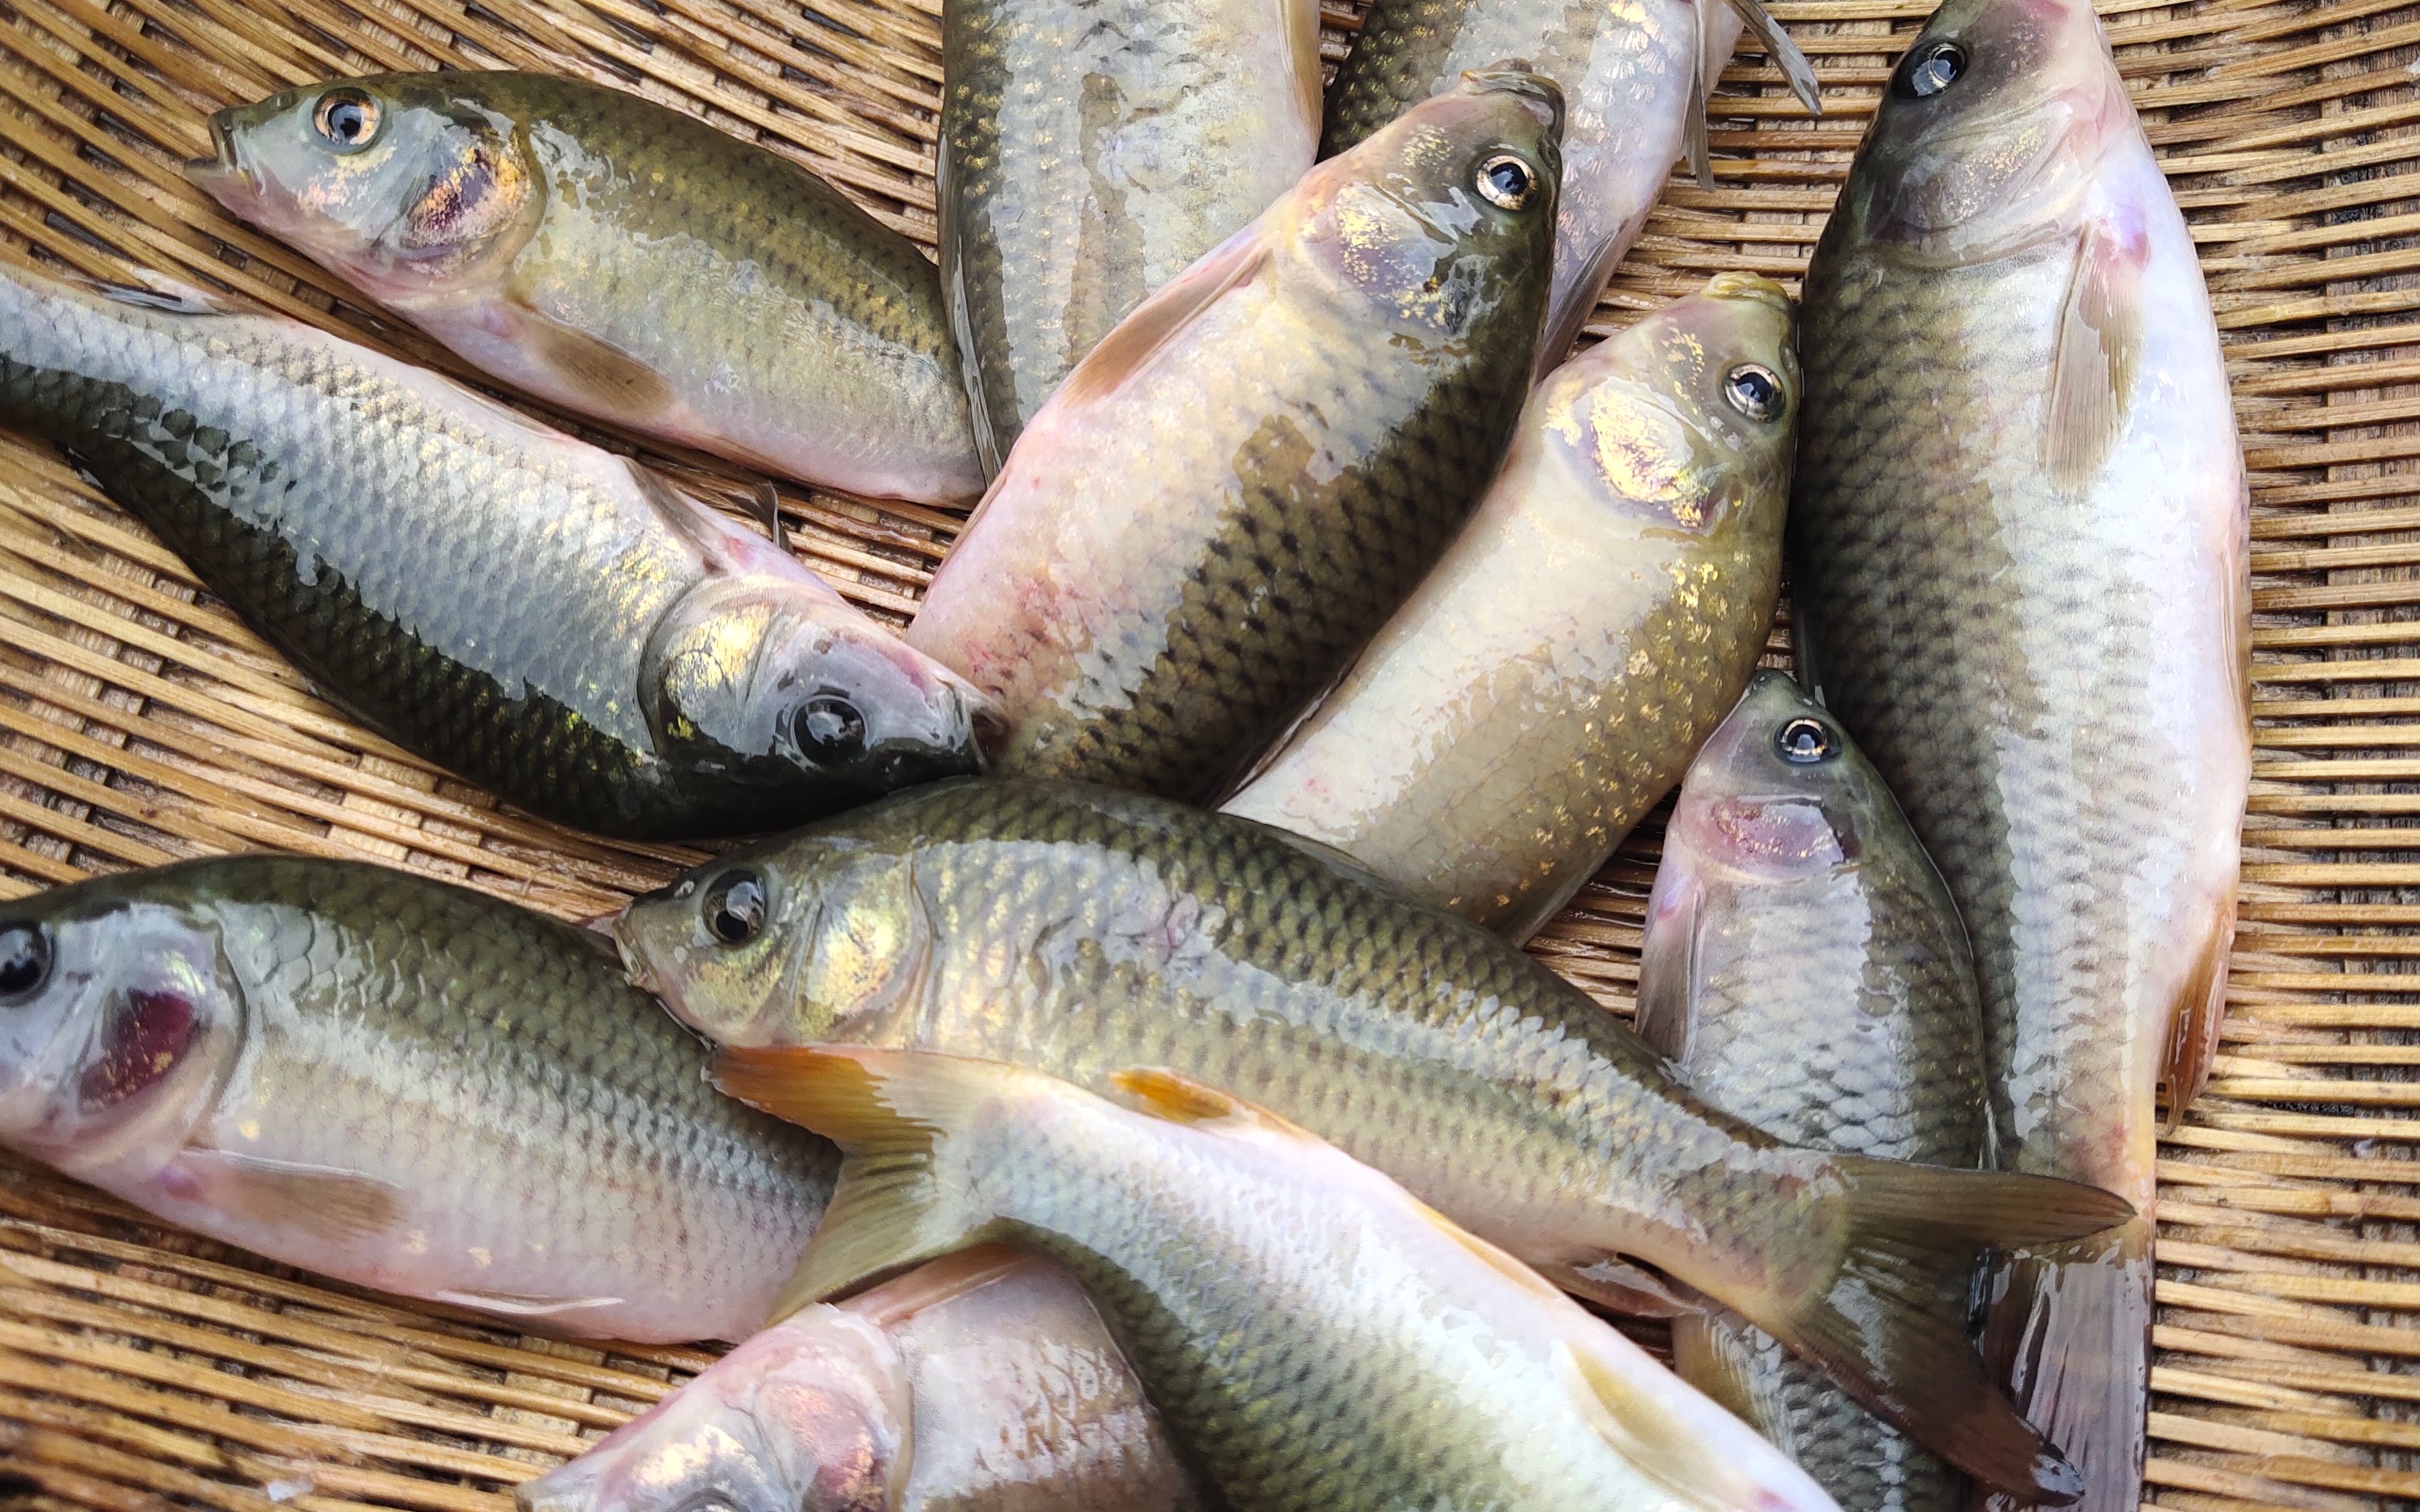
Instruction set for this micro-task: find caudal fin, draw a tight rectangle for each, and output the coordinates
[1978,1218,2153,1512]
[1742,1156,2130,1506]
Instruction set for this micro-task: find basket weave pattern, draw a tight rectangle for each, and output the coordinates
[0,0,2415,1505]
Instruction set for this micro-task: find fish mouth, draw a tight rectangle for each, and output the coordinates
[1701,271,1794,316]
[182,115,248,203]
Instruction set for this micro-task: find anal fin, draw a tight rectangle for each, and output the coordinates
[1672,1310,1796,1453]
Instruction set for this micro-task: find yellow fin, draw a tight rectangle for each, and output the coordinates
[713,1046,1001,1320]
[1052,228,1270,411]
[1108,1067,1324,1144]
[175,1148,404,1245]
[1279,0,1324,144]
[2043,217,2146,491]
[1561,1341,1743,1504]
[512,296,678,423]
[1405,1197,1565,1302]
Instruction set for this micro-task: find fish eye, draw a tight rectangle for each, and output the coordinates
[1476,153,1539,211]
[788,695,867,767]
[1723,363,1785,422]
[313,89,381,149]
[0,925,46,999]
[1900,40,1967,99]
[704,871,768,947]
[1775,716,1838,765]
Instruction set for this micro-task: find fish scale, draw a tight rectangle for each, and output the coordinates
[0,855,834,1343]
[619,776,2135,1501]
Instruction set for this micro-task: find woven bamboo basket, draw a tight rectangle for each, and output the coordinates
[0,0,2409,1503]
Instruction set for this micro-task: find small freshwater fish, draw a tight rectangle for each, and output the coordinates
[0,855,834,1343]
[1223,273,1793,937]
[192,71,985,503]
[717,1046,1845,1512]
[0,258,985,839]
[908,68,1561,802]
[1638,673,1984,1512]
[517,1248,1205,1512]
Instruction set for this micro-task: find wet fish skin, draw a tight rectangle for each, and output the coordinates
[941,0,1322,468]
[908,70,1562,802]
[192,72,985,504]
[518,1248,1205,1512]
[1638,672,1982,1512]
[1325,0,1792,366]
[615,776,2129,1502]
[0,259,985,840]
[717,1047,1843,1512]
[1222,273,1793,938]
[0,855,835,1344]
[1786,0,2250,1503]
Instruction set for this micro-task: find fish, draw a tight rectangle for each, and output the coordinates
[940,0,1324,468]
[516,1247,1206,1512]
[190,71,986,505]
[1784,0,2251,1505]
[1322,0,1818,368]
[0,854,836,1344]
[907,68,1562,802]
[1222,271,1794,939]
[1636,672,1986,1512]
[716,1046,1845,1512]
[0,258,986,840]
[612,775,2132,1501]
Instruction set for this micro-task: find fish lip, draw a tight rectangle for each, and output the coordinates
[183,115,246,200]
[1460,59,1567,139]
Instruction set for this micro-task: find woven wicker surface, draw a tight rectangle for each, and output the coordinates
[0,0,2411,1505]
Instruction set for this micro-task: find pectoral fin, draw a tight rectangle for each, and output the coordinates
[1052,225,1270,411]
[512,296,678,425]
[2157,904,2236,1130]
[1631,874,1705,1066]
[2044,217,2146,491]
[173,1148,405,1245]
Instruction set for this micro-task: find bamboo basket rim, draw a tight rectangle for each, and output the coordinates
[1,0,2419,1506]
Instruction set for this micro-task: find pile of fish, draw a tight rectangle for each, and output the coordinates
[0,0,2248,1503]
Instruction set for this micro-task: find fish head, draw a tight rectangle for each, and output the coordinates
[644,575,990,819]
[615,825,934,1048]
[1839,0,2130,261]
[1535,272,1798,532]
[516,1310,907,1512]
[1668,671,1899,882]
[1283,61,1564,339]
[188,74,542,299]
[0,878,241,1179]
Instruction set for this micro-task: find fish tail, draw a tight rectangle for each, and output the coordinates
[1750,1155,2132,1506]
[1976,1218,2153,1512]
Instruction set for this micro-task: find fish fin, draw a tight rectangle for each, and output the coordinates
[1630,875,1703,1065]
[1722,0,1820,113]
[2043,216,2146,492]
[1052,225,1270,411]
[1535,1256,1702,1318]
[2157,905,2236,1130]
[1685,0,1716,190]
[625,460,814,585]
[508,295,678,423]
[754,480,790,554]
[94,270,240,317]
[1538,230,1629,376]
[1108,1066,1325,1146]
[713,1046,994,1317]
[1672,1311,1795,1452]
[430,1288,627,1319]
[1561,1341,1765,1507]
[1978,1218,2153,1512]
[935,132,1006,477]
[1746,1156,2130,1504]
[843,1244,1033,1329]
[1277,0,1324,143]
[172,1148,405,1245]
[1398,1200,1567,1302]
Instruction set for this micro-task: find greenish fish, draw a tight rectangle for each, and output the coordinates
[0,259,985,840]
[1787,0,2249,1503]
[1637,673,1984,1512]
[1223,272,1793,939]
[0,854,834,1344]
[908,69,1561,802]
[520,1248,1206,1512]
[1324,0,1818,367]
[715,1047,1843,1512]
[941,0,1324,467]
[191,71,985,504]
[614,777,2128,1501]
